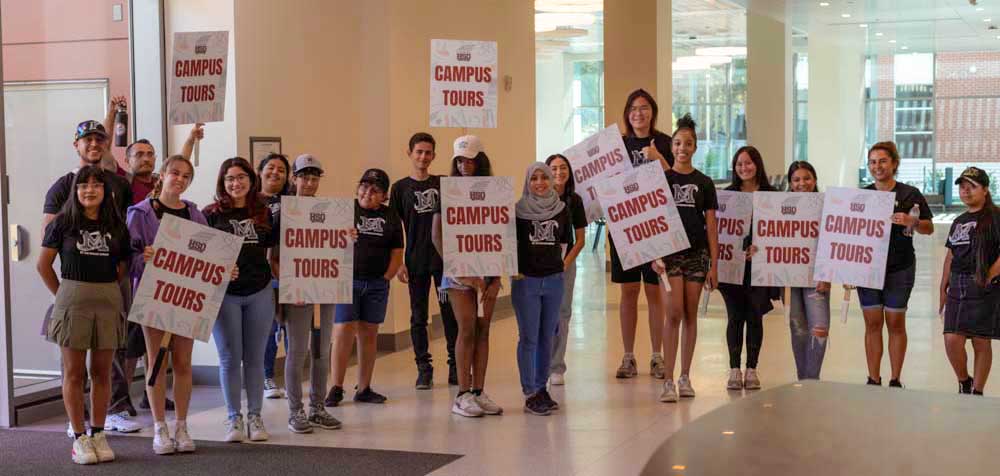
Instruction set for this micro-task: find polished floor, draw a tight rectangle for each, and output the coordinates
[23,223,997,475]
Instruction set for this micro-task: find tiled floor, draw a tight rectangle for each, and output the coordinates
[23,226,995,475]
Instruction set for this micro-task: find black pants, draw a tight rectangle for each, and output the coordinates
[720,284,764,369]
[408,271,458,367]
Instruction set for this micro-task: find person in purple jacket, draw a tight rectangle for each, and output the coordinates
[126,155,207,456]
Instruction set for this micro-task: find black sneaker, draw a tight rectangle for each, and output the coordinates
[973,390,984,396]
[139,394,176,411]
[888,379,903,388]
[960,377,974,394]
[448,364,458,386]
[866,377,881,386]
[539,389,559,411]
[416,365,433,390]
[524,393,551,416]
[354,387,388,404]
[324,385,344,407]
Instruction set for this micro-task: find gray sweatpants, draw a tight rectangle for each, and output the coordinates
[283,304,334,412]
[550,263,577,375]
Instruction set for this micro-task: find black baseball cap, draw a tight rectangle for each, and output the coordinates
[75,120,108,140]
[955,166,990,188]
[359,168,389,192]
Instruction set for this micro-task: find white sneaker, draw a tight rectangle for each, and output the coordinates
[659,380,679,403]
[264,378,285,399]
[744,368,761,390]
[678,375,696,398]
[247,413,269,441]
[105,411,141,433]
[174,422,196,453]
[727,369,744,390]
[223,415,245,443]
[153,423,176,455]
[90,432,115,462]
[651,355,666,379]
[67,422,89,439]
[71,435,99,465]
[549,373,565,386]
[475,392,504,415]
[451,392,485,417]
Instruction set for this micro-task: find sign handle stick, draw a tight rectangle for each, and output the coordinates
[840,288,851,324]
[699,285,711,318]
[784,287,792,323]
[192,138,200,167]
[147,331,173,386]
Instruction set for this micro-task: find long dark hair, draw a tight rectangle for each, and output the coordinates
[205,157,269,226]
[973,193,1000,287]
[59,165,127,238]
[544,154,575,198]
[729,146,773,191]
[450,152,493,177]
[786,161,819,193]
[256,153,291,196]
[623,88,661,138]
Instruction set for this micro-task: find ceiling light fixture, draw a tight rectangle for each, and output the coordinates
[841,13,851,18]
[820,2,830,6]
[985,18,993,22]
[901,46,910,50]
[875,32,884,36]
[859,24,868,28]
[889,39,897,43]
[977,7,985,12]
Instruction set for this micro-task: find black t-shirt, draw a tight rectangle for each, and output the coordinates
[945,210,1000,274]
[561,191,587,251]
[203,205,277,296]
[864,182,932,273]
[42,215,131,283]
[516,208,571,278]
[665,168,718,252]
[152,199,191,221]
[44,170,134,219]
[389,176,443,274]
[354,201,404,279]
[623,132,674,169]
[264,194,283,219]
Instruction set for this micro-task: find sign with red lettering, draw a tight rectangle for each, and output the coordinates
[596,162,690,270]
[441,177,517,277]
[813,187,895,289]
[750,192,824,287]
[716,191,753,285]
[563,124,632,223]
[279,197,354,304]
[430,39,498,128]
[128,214,242,342]
[169,31,228,126]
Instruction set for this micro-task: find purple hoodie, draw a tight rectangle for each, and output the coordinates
[126,198,208,292]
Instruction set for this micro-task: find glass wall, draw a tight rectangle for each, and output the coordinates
[793,53,809,162]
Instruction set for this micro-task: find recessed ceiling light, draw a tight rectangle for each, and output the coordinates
[985,18,993,22]
[889,39,897,43]
[722,431,735,436]
[875,32,884,36]
[901,46,909,50]
[841,13,851,18]
[859,24,869,28]
[996,35,1000,39]
[820,2,830,6]
[977,7,985,12]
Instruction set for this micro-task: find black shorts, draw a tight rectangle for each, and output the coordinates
[663,247,710,283]
[609,235,660,285]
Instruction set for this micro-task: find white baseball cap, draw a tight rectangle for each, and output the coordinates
[453,135,483,159]
[293,154,324,175]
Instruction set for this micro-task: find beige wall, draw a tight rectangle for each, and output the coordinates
[604,0,663,132]
[746,9,793,177]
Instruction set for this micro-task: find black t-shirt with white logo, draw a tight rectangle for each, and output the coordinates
[516,208,571,278]
[665,168,718,252]
[562,191,587,251]
[44,170,134,219]
[354,201,404,279]
[623,132,674,169]
[864,182,932,273]
[389,176,443,274]
[946,210,997,275]
[152,199,191,221]
[204,205,277,296]
[42,215,131,283]
[264,194,283,219]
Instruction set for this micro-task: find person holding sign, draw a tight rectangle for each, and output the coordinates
[37,166,132,465]
[718,147,779,391]
[257,152,291,400]
[545,154,587,385]
[857,142,934,388]
[652,114,719,403]
[939,167,1000,395]
[512,164,570,416]
[203,158,278,442]
[126,155,208,454]
[610,89,674,380]
[431,137,505,418]
[327,169,403,407]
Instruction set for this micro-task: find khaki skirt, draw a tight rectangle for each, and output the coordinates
[46,280,126,350]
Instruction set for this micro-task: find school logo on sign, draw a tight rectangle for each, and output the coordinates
[673,184,698,207]
[413,189,439,213]
[229,219,259,243]
[77,230,111,255]
[949,222,977,246]
[529,220,559,244]
[187,239,207,253]
[358,216,386,235]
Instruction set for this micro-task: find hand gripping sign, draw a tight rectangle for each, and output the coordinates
[813,187,895,289]
[563,124,633,224]
[715,190,754,285]
[596,162,690,270]
[430,39,498,128]
[279,196,354,304]
[441,176,518,277]
[750,192,825,287]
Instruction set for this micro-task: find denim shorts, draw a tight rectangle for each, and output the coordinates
[857,265,916,313]
[944,272,999,338]
[335,278,390,324]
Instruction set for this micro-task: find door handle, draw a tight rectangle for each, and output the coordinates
[9,224,23,261]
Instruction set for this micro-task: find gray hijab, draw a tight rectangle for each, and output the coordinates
[516,163,565,221]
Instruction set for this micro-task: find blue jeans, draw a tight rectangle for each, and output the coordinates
[263,320,286,379]
[512,273,564,396]
[213,286,275,418]
[788,287,831,380]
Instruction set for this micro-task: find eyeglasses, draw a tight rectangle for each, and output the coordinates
[224,174,250,184]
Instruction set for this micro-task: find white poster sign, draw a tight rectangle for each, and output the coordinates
[440,177,517,277]
[430,39,498,128]
[128,215,242,342]
[279,197,354,304]
[563,124,633,223]
[169,31,229,125]
[716,191,754,285]
[813,187,895,289]
[750,192,824,287]
[596,162,690,270]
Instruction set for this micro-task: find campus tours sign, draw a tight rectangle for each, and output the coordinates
[563,124,633,223]
[750,192,824,287]
[440,176,517,277]
[715,191,754,285]
[429,39,498,128]
[169,30,229,126]
[128,214,242,342]
[813,187,895,289]
[279,196,354,304]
